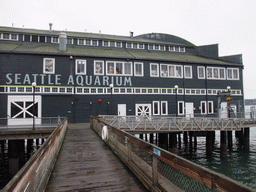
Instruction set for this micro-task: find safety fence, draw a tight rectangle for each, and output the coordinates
[100,115,252,132]
[91,116,254,192]
[2,118,68,192]
[0,116,65,129]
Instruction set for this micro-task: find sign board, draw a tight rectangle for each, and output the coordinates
[153,148,161,157]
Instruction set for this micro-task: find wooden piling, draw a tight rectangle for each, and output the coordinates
[220,131,227,157]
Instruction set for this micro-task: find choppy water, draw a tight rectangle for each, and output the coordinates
[178,128,256,189]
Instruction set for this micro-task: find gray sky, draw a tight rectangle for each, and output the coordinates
[1,0,256,99]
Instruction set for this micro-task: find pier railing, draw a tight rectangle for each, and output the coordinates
[0,116,65,129]
[91,116,254,192]
[2,118,68,192]
[99,115,253,132]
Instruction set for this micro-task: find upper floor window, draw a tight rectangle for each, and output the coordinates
[126,43,132,48]
[51,37,59,43]
[160,64,183,78]
[67,38,73,44]
[116,42,122,48]
[184,66,192,78]
[227,68,239,80]
[43,58,55,74]
[1,33,18,40]
[150,63,159,77]
[198,66,205,79]
[134,62,144,76]
[207,67,225,80]
[106,61,132,76]
[201,101,214,114]
[103,41,109,47]
[94,60,104,75]
[76,60,86,75]
[39,36,46,43]
[78,39,98,46]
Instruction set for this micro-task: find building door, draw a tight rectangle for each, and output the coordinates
[135,104,151,117]
[185,102,194,118]
[118,104,126,116]
[8,95,42,126]
[220,102,228,118]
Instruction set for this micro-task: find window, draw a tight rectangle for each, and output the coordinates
[67,38,73,44]
[153,101,160,115]
[76,60,86,75]
[24,35,31,42]
[184,66,192,78]
[178,101,184,115]
[92,40,98,46]
[32,35,38,42]
[78,39,84,45]
[94,60,104,75]
[201,101,214,114]
[3,33,10,39]
[126,43,132,48]
[51,37,59,43]
[39,36,46,43]
[148,44,154,50]
[150,63,159,77]
[106,61,132,75]
[160,45,165,51]
[86,39,91,45]
[134,62,144,76]
[43,58,55,74]
[161,101,168,115]
[116,42,122,48]
[103,41,109,47]
[160,64,183,78]
[169,46,175,51]
[139,44,144,49]
[133,43,137,49]
[207,67,226,79]
[11,34,18,40]
[227,68,239,80]
[180,47,185,52]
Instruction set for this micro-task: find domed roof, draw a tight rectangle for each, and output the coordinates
[135,33,195,47]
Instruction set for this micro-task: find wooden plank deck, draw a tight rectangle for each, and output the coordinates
[45,123,148,192]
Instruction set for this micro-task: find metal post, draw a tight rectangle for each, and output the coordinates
[110,84,114,115]
[175,85,178,116]
[32,82,36,130]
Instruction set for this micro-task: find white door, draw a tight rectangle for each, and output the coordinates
[8,95,42,125]
[185,102,194,118]
[118,104,126,116]
[136,104,151,117]
[220,102,228,118]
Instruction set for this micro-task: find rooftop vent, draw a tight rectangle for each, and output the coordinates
[59,32,67,51]
[49,23,53,31]
[130,31,133,38]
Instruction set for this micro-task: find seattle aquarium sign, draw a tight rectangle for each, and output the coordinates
[5,73,132,87]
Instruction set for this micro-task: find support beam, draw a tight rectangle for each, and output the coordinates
[244,128,250,151]
[206,131,214,155]
[227,131,232,151]
[220,131,227,157]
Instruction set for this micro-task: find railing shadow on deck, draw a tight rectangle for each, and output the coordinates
[1,118,68,192]
[91,116,255,192]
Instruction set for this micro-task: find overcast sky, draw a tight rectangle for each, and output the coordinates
[1,0,256,99]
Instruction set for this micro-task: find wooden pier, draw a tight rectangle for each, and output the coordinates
[45,123,147,191]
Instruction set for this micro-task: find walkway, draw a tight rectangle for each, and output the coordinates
[45,123,147,192]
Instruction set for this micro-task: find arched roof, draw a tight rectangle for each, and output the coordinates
[135,33,195,47]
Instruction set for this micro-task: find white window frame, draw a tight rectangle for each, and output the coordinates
[106,61,133,76]
[227,68,239,80]
[51,36,59,43]
[150,63,159,77]
[115,41,122,48]
[148,44,154,50]
[198,66,205,79]
[180,47,185,52]
[67,38,73,44]
[160,64,183,78]
[153,101,160,115]
[184,66,192,79]
[134,62,144,77]
[78,39,85,45]
[201,101,214,114]
[92,39,98,46]
[94,60,104,75]
[103,41,110,47]
[43,58,55,74]
[178,101,185,115]
[138,43,144,49]
[161,101,168,115]
[169,46,175,51]
[207,67,226,80]
[126,42,132,48]
[75,59,86,75]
